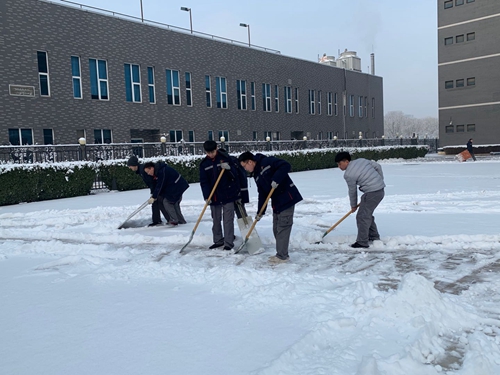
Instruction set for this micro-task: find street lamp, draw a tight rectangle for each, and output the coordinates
[140,0,144,22]
[78,137,86,161]
[239,23,251,47]
[181,7,193,34]
[160,135,166,155]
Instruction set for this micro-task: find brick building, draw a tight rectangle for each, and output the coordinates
[1,0,383,146]
[438,0,500,146]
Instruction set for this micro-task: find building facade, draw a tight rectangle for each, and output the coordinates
[438,0,500,147]
[1,0,383,146]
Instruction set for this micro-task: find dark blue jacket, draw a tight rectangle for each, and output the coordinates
[252,153,302,214]
[136,163,156,193]
[199,150,245,205]
[151,163,189,202]
[467,140,474,153]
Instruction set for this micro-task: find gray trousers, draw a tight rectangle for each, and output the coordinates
[210,202,235,247]
[272,205,295,260]
[152,195,170,223]
[356,189,384,246]
[162,197,186,225]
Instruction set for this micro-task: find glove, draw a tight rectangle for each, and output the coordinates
[220,162,231,170]
[255,214,263,222]
[206,199,212,205]
[271,181,279,189]
[148,197,156,204]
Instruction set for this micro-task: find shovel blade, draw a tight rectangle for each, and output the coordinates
[237,215,264,255]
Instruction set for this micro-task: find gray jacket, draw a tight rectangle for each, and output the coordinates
[343,158,385,207]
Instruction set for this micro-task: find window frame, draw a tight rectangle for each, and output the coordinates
[236,79,247,110]
[205,75,212,108]
[185,71,192,107]
[147,66,156,104]
[327,92,332,116]
[166,69,181,106]
[125,63,142,103]
[71,56,82,99]
[215,76,228,109]
[285,86,292,113]
[89,58,109,100]
[262,83,271,112]
[37,51,50,97]
[309,89,315,115]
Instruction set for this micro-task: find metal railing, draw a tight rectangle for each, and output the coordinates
[0,138,439,165]
[40,0,281,55]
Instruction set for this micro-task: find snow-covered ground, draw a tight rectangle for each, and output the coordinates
[1,155,500,375]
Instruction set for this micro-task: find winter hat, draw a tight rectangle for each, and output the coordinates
[203,140,217,152]
[127,155,139,167]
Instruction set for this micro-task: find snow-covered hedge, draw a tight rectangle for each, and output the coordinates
[0,145,428,205]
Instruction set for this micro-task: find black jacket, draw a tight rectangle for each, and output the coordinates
[151,163,189,202]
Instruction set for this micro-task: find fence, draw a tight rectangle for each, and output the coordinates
[0,138,439,165]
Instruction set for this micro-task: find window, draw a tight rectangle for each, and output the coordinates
[456,34,464,43]
[358,96,363,117]
[94,129,112,144]
[444,0,453,8]
[236,80,247,110]
[252,131,258,141]
[456,0,464,5]
[327,132,333,140]
[71,56,82,99]
[264,131,272,140]
[169,130,183,142]
[445,80,454,89]
[317,90,322,115]
[43,129,54,144]
[334,93,338,116]
[467,32,475,41]
[205,75,212,107]
[466,0,474,3]
[215,77,227,109]
[445,125,454,133]
[308,90,315,115]
[467,77,475,86]
[327,92,332,116]
[166,69,181,105]
[218,130,229,142]
[456,125,465,132]
[147,67,156,104]
[295,88,299,114]
[364,97,368,118]
[89,58,109,100]
[371,98,375,118]
[445,37,453,45]
[37,51,50,97]
[467,124,475,132]
[456,79,464,87]
[349,95,354,117]
[188,130,195,142]
[250,82,256,110]
[185,72,192,106]
[124,63,141,103]
[274,85,279,112]
[9,128,33,145]
[285,86,292,113]
[208,130,214,140]
[262,83,271,112]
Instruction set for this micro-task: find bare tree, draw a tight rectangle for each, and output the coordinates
[384,111,438,138]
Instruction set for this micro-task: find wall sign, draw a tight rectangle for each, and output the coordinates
[9,84,36,97]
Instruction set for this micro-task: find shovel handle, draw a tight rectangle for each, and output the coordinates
[244,187,275,241]
[323,204,360,237]
[191,168,225,234]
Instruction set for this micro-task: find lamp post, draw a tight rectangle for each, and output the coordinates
[399,134,403,146]
[381,134,385,146]
[160,135,167,155]
[140,0,144,22]
[266,136,271,151]
[181,7,193,34]
[220,136,225,150]
[78,137,86,161]
[239,23,251,47]
[333,135,338,147]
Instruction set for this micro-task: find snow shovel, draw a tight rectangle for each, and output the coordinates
[117,199,150,229]
[234,187,275,254]
[178,169,226,255]
[235,201,263,255]
[315,204,360,244]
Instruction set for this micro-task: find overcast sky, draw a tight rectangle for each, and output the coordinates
[65,0,438,119]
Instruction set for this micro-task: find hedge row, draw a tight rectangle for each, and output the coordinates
[0,146,428,206]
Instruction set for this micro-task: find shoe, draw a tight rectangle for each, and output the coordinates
[369,237,380,242]
[179,220,187,224]
[268,256,289,263]
[209,242,224,249]
[148,222,162,227]
[165,222,178,228]
[351,242,369,249]
[223,245,233,251]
